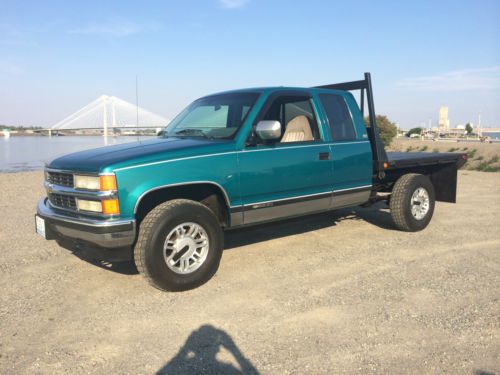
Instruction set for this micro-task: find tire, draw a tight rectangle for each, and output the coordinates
[390,173,435,232]
[134,199,224,291]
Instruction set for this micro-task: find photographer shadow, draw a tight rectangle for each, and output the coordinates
[157,325,259,375]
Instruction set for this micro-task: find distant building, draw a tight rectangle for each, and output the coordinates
[438,106,450,131]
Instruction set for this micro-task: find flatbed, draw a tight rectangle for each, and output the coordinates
[386,152,467,169]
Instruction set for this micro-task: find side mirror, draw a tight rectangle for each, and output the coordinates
[255,120,281,141]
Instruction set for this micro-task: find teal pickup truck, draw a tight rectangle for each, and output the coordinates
[36,73,467,291]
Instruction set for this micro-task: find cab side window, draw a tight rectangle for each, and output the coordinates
[319,94,357,141]
[262,96,320,143]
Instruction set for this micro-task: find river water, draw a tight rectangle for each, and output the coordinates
[482,132,500,140]
[0,136,152,172]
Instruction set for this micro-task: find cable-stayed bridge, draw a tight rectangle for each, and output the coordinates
[46,95,169,136]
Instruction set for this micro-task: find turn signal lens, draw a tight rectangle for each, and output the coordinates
[102,199,120,215]
[100,175,117,191]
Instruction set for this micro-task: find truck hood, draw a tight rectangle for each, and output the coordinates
[48,137,232,172]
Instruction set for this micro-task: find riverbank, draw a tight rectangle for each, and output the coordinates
[389,138,500,172]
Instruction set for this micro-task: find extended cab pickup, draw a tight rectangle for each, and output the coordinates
[35,73,467,291]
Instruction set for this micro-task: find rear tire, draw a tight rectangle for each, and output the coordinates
[134,199,223,291]
[390,173,435,232]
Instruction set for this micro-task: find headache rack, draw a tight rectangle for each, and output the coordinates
[314,72,388,178]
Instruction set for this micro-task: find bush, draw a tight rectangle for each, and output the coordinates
[484,165,500,172]
[406,127,422,137]
[364,115,397,147]
[467,149,477,159]
[475,155,499,172]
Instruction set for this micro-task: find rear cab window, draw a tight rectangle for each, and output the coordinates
[319,94,358,142]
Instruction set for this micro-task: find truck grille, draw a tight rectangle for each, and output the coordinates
[49,193,77,210]
[47,171,74,187]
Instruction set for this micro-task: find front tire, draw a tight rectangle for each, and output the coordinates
[390,173,435,232]
[134,199,223,291]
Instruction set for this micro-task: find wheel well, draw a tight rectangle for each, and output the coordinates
[135,184,229,227]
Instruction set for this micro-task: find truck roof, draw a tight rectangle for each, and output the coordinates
[206,86,350,97]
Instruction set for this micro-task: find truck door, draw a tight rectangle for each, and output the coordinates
[237,92,334,224]
[317,93,373,208]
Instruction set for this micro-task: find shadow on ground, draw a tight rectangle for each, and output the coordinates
[56,238,138,275]
[157,325,259,375]
[56,203,393,274]
[225,202,394,250]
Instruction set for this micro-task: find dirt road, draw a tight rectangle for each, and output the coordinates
[0,170,499,374]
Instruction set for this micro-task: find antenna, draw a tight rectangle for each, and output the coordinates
[478,111,481,136]
[136,74,140,142]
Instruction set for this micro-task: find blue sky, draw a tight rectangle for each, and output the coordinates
[1,0,499,129]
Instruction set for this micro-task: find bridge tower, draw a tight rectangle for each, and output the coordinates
[50,95,168,135]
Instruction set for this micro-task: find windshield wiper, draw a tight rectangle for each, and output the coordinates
[174,129,211,139]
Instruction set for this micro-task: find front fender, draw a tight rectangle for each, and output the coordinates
[113,153,240,219]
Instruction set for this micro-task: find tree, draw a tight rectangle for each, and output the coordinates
[465,123,473,135]
[364,115,398,147]
[406,127,423,137]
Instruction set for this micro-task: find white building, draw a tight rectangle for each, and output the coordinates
[438,106,450,131]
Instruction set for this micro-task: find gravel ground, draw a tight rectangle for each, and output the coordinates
[0,170,499,374]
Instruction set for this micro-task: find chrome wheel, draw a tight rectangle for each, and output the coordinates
[163,222,209,275]
[411,187,430,220]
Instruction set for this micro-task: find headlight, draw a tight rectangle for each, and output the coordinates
[74,175,100,190]
[76,199,102,212]
[74,174,117,191]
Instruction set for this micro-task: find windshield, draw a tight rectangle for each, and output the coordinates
[164,92,260,139]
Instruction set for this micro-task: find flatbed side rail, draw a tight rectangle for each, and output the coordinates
[314,72,388,178]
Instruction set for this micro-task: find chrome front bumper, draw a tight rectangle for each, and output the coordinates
[36,198,136,248]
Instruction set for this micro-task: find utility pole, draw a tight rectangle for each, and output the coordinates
[103,96,108,137]
[112,97,117,130]
[478,111,482,137]
[136,75,140,142]
[136,75,139,128]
